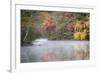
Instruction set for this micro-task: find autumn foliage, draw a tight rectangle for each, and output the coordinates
[42,17,56,31]
[21,10,90,45]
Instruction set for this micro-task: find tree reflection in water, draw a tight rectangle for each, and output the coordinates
[73,43,89,60]
[21,41,89,63]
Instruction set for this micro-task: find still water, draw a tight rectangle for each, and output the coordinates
[21,40,89,63]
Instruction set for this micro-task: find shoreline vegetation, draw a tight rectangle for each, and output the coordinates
[21,10,90,46]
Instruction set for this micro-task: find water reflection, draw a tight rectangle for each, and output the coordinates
[73,43,89,60]
[21,40,89,63]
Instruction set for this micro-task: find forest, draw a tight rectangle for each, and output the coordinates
[21,10,90,45]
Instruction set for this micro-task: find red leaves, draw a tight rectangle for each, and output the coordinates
[66,22,74,32]
[42,17,56,31]
[65,13,75,32]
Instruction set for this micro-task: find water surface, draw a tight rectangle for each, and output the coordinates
[21,40,89,63]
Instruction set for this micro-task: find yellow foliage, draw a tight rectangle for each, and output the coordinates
[85,21,89,28]
[73,32,81,40]
[80,32,87,40]
[73,31,87,40]
[74,21,82,31]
